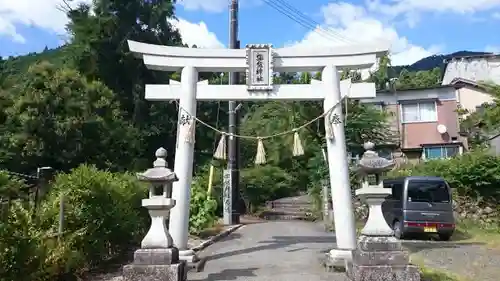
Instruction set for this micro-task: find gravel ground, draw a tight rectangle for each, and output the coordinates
[189,220,348,281]
[405,240,500,281]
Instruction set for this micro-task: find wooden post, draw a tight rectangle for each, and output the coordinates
[322,180,331,223]
[207,165,215,198]
[58,194,65,241]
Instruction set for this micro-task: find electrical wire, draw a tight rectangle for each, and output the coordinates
[272,0,354,44]
[260,0,355,44]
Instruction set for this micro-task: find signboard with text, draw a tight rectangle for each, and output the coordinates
[246,44,274,91]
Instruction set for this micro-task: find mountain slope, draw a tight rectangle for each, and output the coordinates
[1,47,493,82]
[393,51,492,73]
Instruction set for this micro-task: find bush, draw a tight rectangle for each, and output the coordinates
[1,163,227,281]
[0,202,45,281]
[241,165,296,213]
[0,173,41,281]
[388,150,500,227]
[0,170,30,201]
[37,164,148,278]
[190,163,297,219]
[388,150,500,199]
[189,175,218,235]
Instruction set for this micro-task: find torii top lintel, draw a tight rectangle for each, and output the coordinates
[127,40,390,73]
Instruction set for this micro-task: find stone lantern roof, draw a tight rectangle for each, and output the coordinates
[356,141,395,175]
[136,147,179,182]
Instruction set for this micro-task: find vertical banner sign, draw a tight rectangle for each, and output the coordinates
[245,44,274,92]
[222,169,232,225]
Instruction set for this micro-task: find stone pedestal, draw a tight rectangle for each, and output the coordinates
[356,187,393,236]
[349,236,420,281]
[123,249,186,281]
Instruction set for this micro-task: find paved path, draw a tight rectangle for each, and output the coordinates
[85,219,500,281]
[188,220,348,281]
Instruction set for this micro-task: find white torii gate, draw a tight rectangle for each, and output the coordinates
[128,40,389,265]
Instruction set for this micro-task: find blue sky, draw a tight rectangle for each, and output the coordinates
[1,0,500,65]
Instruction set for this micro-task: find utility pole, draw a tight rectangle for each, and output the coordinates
[226,0,240,225]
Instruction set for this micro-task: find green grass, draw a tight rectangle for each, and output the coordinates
[409,221,500,281]
[452,219,500,248]
[331,218,500,245]
[411,257,467,281]
[419,265,465,281]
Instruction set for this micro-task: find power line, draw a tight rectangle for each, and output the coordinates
[260,0,355,44]
[272,0,354,43]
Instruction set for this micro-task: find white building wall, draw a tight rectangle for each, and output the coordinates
[442,56,500,85]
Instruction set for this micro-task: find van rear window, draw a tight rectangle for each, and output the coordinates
[407,180,450,203]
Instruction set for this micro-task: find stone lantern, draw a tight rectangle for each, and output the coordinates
[123,147,187,281]
[349,142,420,281]
[355,141,395,236]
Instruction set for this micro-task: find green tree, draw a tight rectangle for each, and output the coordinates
[64,0,227,169]
[459,83,500,147]
[63,0,183,168]
[369,55,391,90]
[239,71,393,193]
[0,62,141,173]
[395,67,442,89]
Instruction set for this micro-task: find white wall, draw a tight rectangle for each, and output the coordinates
[442,56,500,85]
[456,86,495,115]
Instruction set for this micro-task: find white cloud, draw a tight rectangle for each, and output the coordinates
[0,0,91,43]
[485,45,500,53]
[177,0,262,13]
[289,2,442,66]
[178,0,229,13]
[0,17,25,43]
[169,18,224,48]
[0,0,224,50]
[368,0,500,25]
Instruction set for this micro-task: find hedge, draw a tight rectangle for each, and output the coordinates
[1,165,149,281]
[0,163,227,280]
[387,150,500,201]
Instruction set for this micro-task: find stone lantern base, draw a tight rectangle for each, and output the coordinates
[348,236,420,281]
[123,248,187,281]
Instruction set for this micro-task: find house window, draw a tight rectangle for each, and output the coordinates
[401,102,437,123]
[423,146,460,160]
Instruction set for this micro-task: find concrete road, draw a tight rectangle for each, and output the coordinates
[188,220,349,281]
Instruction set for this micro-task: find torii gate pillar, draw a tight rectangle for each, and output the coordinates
[323,65,357,263]
[170,66,198,261]
[128,40,389,266]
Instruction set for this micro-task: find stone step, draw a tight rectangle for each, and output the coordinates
[261,213,314,221]
[269,209,311,216]
[258,210,315,221]
[269,207,312,213]
[267,202,313,209]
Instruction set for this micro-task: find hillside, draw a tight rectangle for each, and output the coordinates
[0,46,493,83]
[392,51,492,74]
[0,45,72,85]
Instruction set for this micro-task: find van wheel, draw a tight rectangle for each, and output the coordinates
[438,233,452,241]
[393,220,404,240]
